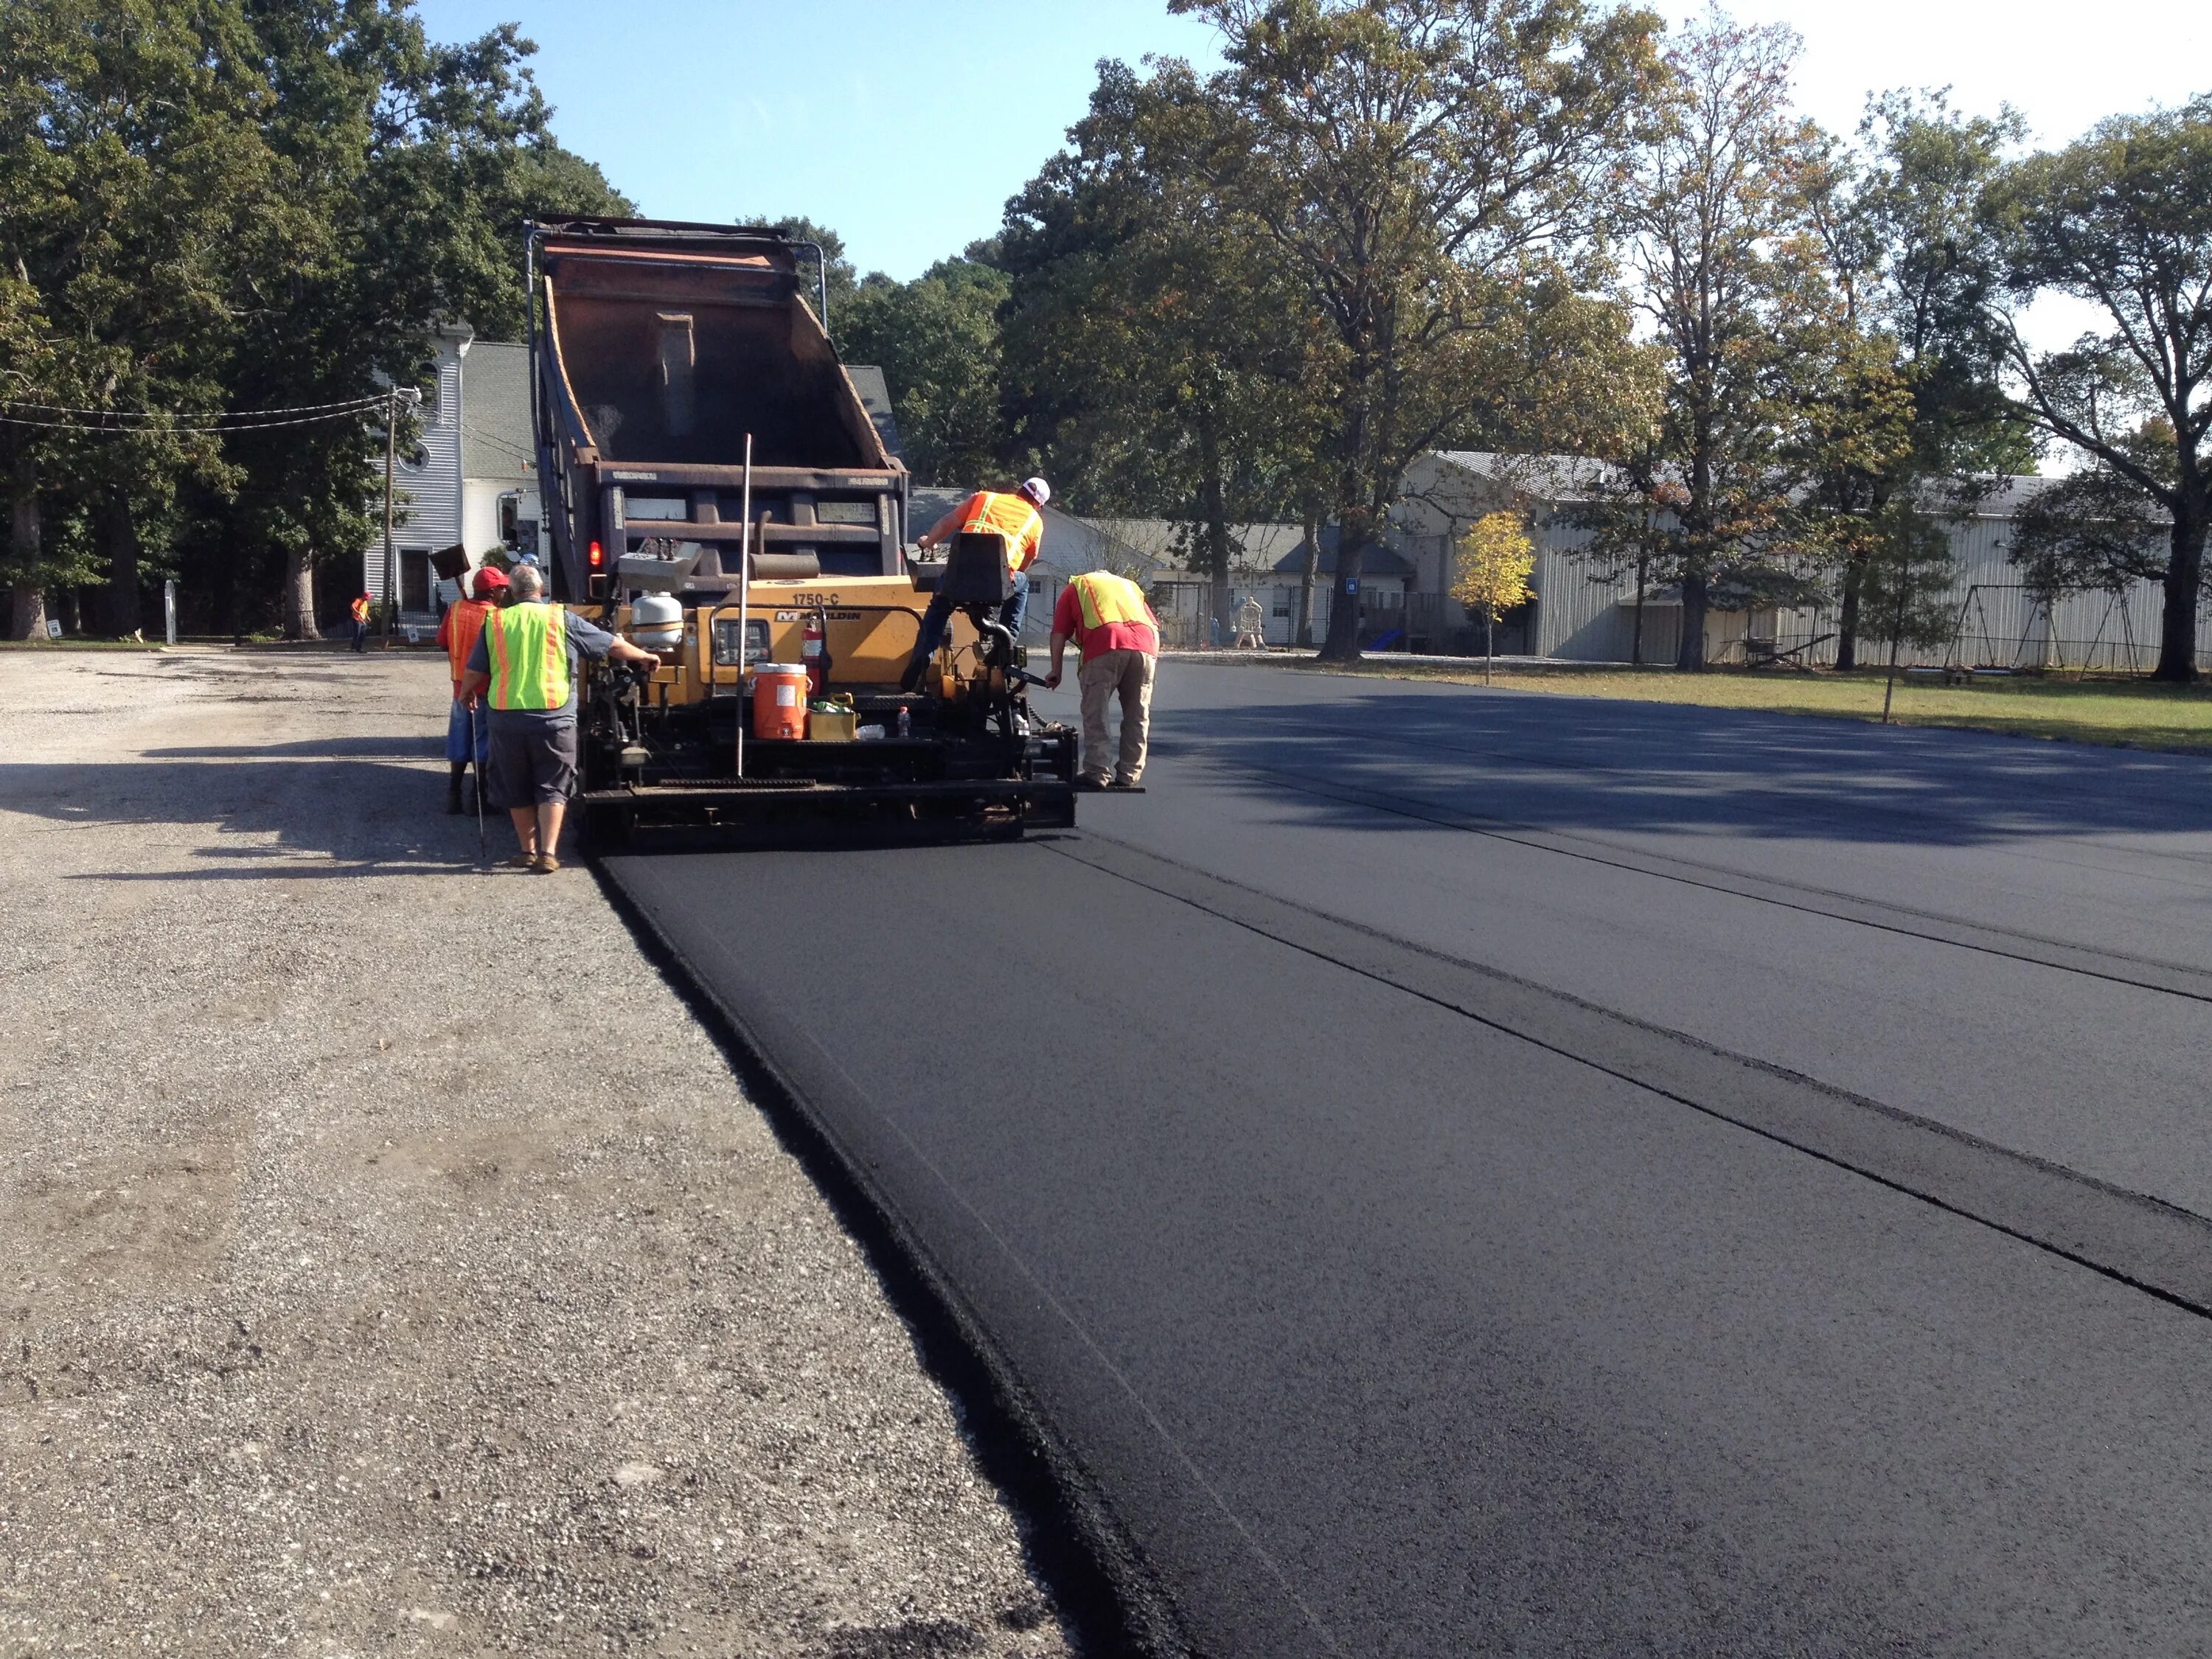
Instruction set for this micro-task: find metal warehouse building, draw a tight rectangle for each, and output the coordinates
[1386,451,2203,672]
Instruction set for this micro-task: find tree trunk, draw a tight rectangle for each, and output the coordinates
[1318,503,1371,664]
[1675,567,1709,671]
[1630,550,1647,667]
[1295,509,1318,648]
[283,546,321,641]
[1318,554,1365,661]
[1199,422,1233,646]
[1834,557,1863,673]
[102,496,142,637]
[2152,507,2205,684]
[9,456,44,641]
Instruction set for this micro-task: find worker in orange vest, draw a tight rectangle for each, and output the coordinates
[349,592,372,653]
[1045,568,1161,790]
[436,565,509,813]
[902,477,1049,690]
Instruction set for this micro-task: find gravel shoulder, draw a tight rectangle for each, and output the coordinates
[0,649,1075,1658]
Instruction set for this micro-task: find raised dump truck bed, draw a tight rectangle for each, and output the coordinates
[531,215,909,601]
[526,216,1074,842]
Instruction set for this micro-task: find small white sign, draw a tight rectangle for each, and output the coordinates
[45,619,62,639]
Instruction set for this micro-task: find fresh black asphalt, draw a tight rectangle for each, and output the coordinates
[603,663,2212,1657]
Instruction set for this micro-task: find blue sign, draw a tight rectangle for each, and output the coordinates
[1344,578,1359,594]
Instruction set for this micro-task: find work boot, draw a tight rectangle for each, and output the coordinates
[445,763,466,815]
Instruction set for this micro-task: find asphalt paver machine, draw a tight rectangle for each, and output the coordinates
[527,215,1075,843]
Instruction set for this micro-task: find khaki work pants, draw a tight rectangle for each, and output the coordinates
[1077,648,1155,785]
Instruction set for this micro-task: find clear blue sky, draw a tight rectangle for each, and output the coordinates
[414,0,1224,280]
[415,0,2208,288]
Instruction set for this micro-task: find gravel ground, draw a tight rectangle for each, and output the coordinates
[0,649,1076,1658]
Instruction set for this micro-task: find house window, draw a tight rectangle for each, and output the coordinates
[1029,575,1043,595]
[1273,590,1291,618]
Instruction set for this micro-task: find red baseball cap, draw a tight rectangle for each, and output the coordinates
[473,566,511,596]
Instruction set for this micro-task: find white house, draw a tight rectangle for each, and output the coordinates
[364,324,467,622]
[458,340,541,583]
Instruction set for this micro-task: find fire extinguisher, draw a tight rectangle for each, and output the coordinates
[802,607,827,695]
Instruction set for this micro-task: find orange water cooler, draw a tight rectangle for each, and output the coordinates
[751,662,810,740]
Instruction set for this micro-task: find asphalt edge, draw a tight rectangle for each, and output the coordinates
[586,855,1189,1659]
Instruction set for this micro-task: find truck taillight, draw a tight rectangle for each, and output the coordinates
[588,540,603,567]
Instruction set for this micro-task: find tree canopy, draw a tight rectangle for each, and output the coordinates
[1985,95,2212,681]
[0,0,630,639]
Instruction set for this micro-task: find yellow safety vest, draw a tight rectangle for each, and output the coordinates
[1071,570,1152,630]
[484,602,571,712]
[959,490,1043,573]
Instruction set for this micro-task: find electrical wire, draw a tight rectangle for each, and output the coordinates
[0,390,394,420]
[0,403,399,434]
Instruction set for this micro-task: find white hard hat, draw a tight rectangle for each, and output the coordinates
[1020,476,1051,506]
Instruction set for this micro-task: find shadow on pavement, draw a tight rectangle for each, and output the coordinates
[1,753,479,877]
[1159,684,2212,847]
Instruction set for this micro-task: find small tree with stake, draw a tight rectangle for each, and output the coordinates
[1858,504,1956,722]
[1452,512,1536,684]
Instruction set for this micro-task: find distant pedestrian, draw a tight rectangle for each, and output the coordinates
[1234,594,1266,649]
[459,562,658,872]
[349,592,371,653]
[436,565,507,813]
[1045,569,1161,791]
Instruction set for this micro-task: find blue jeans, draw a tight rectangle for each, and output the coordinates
[446,698,490,765]
[915,582,1028,662]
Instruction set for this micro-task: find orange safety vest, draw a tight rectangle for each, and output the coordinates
[1070,570,1154,630]
[958,490,1044,574]
[350,597,370,623]
[1065,570,1160,660]
[439,598,497,689]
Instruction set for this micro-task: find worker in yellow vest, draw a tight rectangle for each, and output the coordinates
[902,477,1050,690]
[458,563,658,872]
[1044,568,1161,790]
[349,591,372,653]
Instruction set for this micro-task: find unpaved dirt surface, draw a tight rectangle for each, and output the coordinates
[0,650,1075,1658]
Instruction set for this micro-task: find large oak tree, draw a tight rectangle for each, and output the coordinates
[1985,96,2212,682]
[1168,0,1664,661]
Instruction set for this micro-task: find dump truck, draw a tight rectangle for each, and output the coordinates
[526,215,1077,842]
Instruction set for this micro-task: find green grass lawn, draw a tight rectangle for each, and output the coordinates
[1286,658,2212,753]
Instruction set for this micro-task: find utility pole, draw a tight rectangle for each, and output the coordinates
[382,387,398,645]
[378,386,422,645]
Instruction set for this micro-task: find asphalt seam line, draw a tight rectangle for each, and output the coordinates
[1048,831,2212,1323]
[1198,752,2212,1005]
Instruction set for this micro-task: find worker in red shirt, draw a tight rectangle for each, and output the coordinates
[436,565,509,813]
[902,477,1050,690]
[1044,568,1161,790]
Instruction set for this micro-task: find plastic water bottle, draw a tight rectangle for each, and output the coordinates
[896,704,911,739]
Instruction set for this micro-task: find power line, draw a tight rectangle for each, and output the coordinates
[0,391,395,422]
[0,403,401,435]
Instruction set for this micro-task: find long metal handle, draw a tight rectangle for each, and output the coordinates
[736,431,752,778]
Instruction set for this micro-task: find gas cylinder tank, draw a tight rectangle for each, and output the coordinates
[627,592,684,651]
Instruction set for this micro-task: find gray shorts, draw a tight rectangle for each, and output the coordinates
[486,718,579,807]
